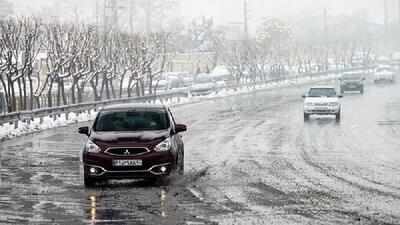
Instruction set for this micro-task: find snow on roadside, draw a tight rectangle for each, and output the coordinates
[0,72,340,141]
[189,73,340,100]
[0,110,97,141]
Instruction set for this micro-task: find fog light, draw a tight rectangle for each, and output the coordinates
[89,167,98,174]
[160,166,167,172]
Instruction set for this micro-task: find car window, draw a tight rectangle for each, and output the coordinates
[94,109,169,131]
[308,88,337,97]
[194,76,212,84]
[343,74,362,80]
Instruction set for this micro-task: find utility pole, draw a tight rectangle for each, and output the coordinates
[324,8,328,71]
[243,1,248,41]
[384,0,388,35]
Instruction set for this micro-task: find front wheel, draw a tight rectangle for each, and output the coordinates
[178,152,184,175]
[304,113,310,121]
[335,111,341,121]
[84,174,96,187]
[360,86,364,94]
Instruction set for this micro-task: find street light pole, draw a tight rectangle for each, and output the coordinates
[243,1,249,41]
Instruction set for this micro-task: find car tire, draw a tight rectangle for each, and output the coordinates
[178,152,184,175]
[360,86,364,94]
[149,177,168,186]
[335,111,341,121]
[84,174,96,187]
[304,113,310,121]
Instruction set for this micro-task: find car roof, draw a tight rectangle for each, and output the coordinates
[343,71,362,75]
[101,103,166,111]
[309,86,336,89]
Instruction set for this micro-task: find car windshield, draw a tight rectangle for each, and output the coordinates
[308,88,337,97]
[194,76,212,84]
[212,76,224,81]
[343,74,362,80]
[94,109,168,131]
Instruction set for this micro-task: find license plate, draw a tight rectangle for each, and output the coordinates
[113,159,142,167]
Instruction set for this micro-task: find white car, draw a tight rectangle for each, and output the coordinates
[374,65,395,83]
[190,74,216,96]
[302,86,343,121]
[210,74,226,88]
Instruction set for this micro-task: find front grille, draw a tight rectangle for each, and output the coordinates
[311,110,336,113]
[105,147,150,156]
[315,103,329,106]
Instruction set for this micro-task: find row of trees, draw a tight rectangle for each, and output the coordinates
[0,16,374,113]
[0,17,172,112]
[183,17,374,83]
[221,18,374,83]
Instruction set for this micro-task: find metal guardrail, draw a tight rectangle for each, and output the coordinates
[0,67,369,128]
[1,91,189,128]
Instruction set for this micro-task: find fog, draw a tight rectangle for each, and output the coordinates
[11,0,386,29]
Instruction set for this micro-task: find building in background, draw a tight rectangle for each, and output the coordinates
[0,0,13,17]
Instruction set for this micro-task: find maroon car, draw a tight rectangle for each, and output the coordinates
[78,103,187,187]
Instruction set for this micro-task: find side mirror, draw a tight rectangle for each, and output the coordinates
[78,126,90,136]
[175,124,187,133]
[361,77,366,80]
[301,95,306,98]
[338,95,343,98]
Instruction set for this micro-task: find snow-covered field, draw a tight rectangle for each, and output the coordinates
[0,72,339,141]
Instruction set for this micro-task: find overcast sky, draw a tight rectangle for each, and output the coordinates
[12,0,390,26]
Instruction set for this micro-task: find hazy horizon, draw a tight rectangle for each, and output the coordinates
[9,0,394,33]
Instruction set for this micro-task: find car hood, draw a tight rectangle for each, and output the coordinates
[304,97,339,103]
[90,130,169,143]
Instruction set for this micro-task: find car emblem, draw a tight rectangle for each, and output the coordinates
[124,149,130,155]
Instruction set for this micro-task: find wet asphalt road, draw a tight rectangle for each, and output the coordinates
[1,78,400,224]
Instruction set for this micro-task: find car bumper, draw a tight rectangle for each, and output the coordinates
[304,106,340,115]
[191,89,213,96]
[341,84,362,90]
[83,151,174,179]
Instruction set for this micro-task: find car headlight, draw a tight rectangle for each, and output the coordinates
[329,102,339,107]
[154,138,171,152]
[86,140,102,153]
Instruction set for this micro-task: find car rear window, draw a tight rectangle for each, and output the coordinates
[308,88,336,97]
[343,74,362,80]
[94,109,169,131]
[194,76,212,84]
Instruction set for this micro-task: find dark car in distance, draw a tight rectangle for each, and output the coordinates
[78,103,187,187]
[339,72,366,94]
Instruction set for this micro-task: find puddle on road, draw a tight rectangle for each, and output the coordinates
[86,187,170,224]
